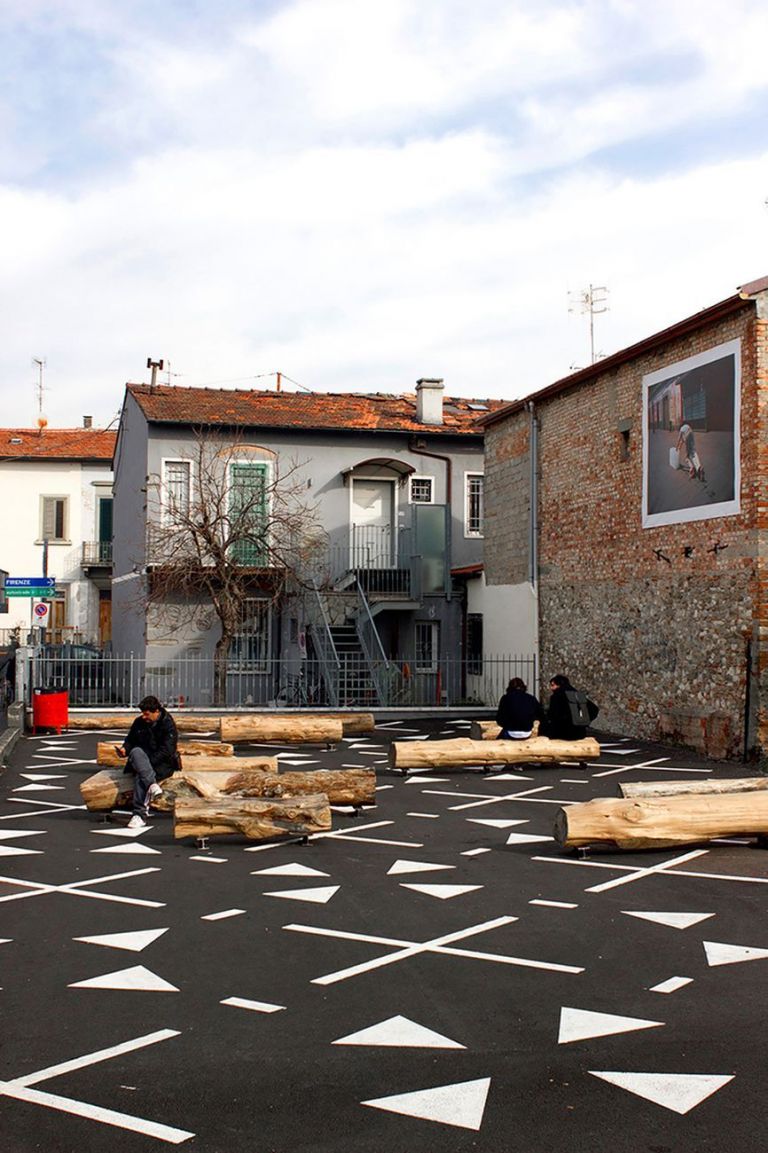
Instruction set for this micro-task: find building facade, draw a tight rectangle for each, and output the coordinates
[0,426,116,646]
[111,379,517,707]
[483,276,768,759]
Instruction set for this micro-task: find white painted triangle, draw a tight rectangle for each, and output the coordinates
[362,1076,491,1130]
[482,772,534,781]
[623,910,715,930]
[334,1014,465,1049]
[0,938,11,944]
[0,830,47,841]
[0,844,44,857]
[387,859,456,876]
[90,827,148,838]
[69,964,179,992]
[20,773,68,780]
[589,1070,734,1114]
[263,885,339,904]
[404,775,449,783]
[74,928,169,952]
[558,1006,664,1044]
[703,940,768,967]
[400,883,482,900]
[505,832,554,845]
[91,842,162,855]
[251,863,329,877]
[467,819,529,829]
[13,783,65,792]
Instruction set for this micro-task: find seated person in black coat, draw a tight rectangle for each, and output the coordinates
[540,673,590,741]
[495,677,543,739]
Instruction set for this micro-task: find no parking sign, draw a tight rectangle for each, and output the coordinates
[33,602,49,620]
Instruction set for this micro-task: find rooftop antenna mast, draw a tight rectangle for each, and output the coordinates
[32,357,48,432]
[568,284,609,365]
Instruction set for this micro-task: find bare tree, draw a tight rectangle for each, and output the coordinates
[143,431,324,705]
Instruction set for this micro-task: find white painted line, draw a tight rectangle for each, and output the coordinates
[406,812,440,819]
[11,1029,182,1087]
[650,976,694,994]
[221,997,285,1013]
[585,850,709,893]
[189,855,228,863]
[202,909,246,921]
[0,1082,194,1143]
[461,848,492,856]
[530,899,578,909]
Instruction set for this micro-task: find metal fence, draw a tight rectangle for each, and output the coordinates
[24,648,537,710]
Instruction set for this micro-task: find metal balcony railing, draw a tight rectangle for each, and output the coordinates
[81,541,113,566]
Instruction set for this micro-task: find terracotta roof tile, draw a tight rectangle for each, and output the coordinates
[127,385,508,436]
[0,428,116,461]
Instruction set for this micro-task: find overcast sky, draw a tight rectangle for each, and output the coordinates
[2,0,767,429]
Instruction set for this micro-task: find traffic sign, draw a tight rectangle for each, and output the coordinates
[33,602,49,619]
[5,588,55,598]
[4,577,56,588]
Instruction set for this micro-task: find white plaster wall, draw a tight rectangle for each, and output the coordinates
[0,460,112,639]
[464,574,539,704]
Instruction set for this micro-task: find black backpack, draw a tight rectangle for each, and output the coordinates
[565,688,598,727]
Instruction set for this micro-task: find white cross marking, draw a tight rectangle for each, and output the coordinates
[0,867,165,908]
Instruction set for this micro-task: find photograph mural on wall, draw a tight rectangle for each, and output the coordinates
[642,338,741,528]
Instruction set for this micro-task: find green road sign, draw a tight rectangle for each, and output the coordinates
[4,588,54,598]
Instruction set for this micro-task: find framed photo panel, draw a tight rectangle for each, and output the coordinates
[642,338,741,528]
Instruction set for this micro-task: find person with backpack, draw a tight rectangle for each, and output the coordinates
[540,673,598,741]
[495,677,544,739]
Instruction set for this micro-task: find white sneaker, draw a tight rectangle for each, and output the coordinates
[127,814,148,830]
[146,782,163,805]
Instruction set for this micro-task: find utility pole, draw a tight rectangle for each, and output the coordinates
[32,357,47,430]
[147,357,164,389]
[568,285,609,365]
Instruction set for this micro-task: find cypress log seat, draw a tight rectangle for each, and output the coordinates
[389,735,600,773]
[173,794,332,842]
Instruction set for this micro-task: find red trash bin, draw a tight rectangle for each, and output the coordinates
[32,688,69,734]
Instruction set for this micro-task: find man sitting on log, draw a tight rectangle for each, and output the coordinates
[495,677,543,740]
[117,695,179,829]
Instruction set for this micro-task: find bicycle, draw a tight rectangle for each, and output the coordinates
[276,670,319,706]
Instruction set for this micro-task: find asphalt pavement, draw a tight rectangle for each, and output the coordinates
[1,718,766,1153]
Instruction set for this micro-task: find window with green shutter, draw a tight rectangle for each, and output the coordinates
[230,462,268,565]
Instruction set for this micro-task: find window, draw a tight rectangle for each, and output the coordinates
[465,473,484,537]
[230,599,271,671]
[162,459,191,520]
[415,621,439,672]
[409,476,434,504]
[230,462,268,565]
[466,613,483,676]
[41,496,68,542]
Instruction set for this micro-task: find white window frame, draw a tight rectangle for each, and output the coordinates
[415,620,439,673]
[464,472,484,538]
[409,475,434,505]
[38,495,69,543]
[161,457,194,524]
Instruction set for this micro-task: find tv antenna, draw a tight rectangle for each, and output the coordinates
[568,284,609,365]
[32,357,48,429]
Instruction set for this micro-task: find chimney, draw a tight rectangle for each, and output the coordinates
[83,416,93,429]
[415,377,444,426]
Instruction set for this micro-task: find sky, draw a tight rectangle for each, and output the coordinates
[1,0,767,429]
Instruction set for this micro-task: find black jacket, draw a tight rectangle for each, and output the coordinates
[542,686,589,741]
[124,708,179,780]
[496,689,543,734]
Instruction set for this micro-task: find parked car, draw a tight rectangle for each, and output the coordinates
[36,643,119,705]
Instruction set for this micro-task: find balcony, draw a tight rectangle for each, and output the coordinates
[81,541,113,568]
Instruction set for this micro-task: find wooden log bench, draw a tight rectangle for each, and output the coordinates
[81,765,374,812]
[67,714,220,733]
[173,794,332,842]
[554,790,768,851]
[81,760,277,812]
[469,720,541,741]
[389,735,600,773]
[97,740,234,767]
[219,715,344,744]
[618,777,768,799]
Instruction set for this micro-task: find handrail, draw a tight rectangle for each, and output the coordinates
[308,581,341,707]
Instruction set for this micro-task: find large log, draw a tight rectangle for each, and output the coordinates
[67,714,220,733]
[97,740,234,766]
[220,715,343,743]
[324,713,376,735]
[554,790,768,851]
[173,794,332,841]
[389,735,600,772]
[469,720,540,741]
[80,765,275,811]
[619,777,768,799]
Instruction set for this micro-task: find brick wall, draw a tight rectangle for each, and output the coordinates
[486,302,765,757]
